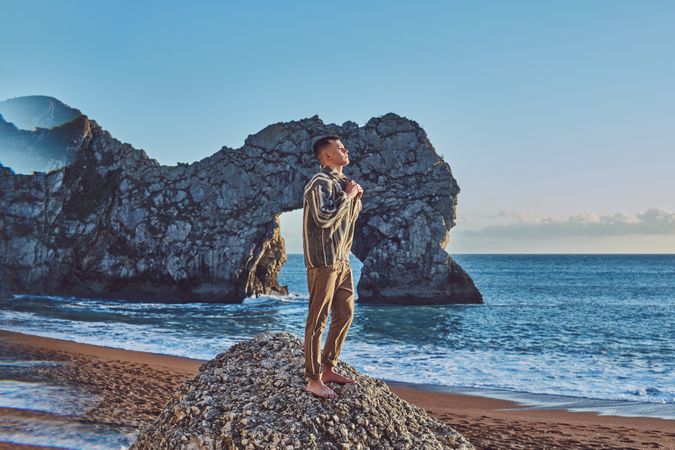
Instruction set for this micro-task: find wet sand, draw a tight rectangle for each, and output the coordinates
[1,329,674,449]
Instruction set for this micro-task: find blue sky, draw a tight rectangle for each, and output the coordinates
[2,0,674,252]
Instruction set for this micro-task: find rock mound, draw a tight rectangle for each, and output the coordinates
[130,332,474,450]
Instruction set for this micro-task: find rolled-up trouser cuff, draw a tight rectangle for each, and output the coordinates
[322,359,337,368]
[305,370,321,380]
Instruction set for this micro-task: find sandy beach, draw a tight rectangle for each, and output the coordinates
[1,329,674,450]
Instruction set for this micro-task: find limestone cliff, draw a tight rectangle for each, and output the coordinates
[0,96,482,304]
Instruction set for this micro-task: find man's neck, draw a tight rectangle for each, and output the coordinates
[322,163,343,175]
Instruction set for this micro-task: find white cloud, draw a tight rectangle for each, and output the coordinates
[459,208,675,239]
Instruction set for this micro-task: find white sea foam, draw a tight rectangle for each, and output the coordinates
[0,379,99,415]
[0,415,136,450]
[2,253,675,420]
[4,313,672,410]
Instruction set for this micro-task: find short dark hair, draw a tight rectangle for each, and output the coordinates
[312,135,340,160]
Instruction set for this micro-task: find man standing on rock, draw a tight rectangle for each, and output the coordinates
[302,135,363,399]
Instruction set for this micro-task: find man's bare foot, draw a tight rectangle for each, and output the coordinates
[321,366,356,384]
[305,378,337,398]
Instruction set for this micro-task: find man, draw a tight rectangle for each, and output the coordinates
[302,135,363,399]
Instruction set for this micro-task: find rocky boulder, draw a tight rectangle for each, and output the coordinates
[130,332,474,450]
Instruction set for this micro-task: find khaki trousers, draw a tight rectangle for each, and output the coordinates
[304,259,355,380]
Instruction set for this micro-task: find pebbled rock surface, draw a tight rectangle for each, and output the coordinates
[0,95,482,304]
[129,331,475,450]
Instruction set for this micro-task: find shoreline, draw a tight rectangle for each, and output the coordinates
[1,329,674,449]
[382,380,675,421]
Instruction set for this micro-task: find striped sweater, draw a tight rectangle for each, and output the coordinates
[302,164,363,268]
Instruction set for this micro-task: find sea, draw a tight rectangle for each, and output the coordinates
[1,253,674,449]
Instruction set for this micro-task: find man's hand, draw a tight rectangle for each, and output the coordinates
[345,180,363,199]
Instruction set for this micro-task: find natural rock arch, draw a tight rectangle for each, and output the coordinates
[0,96,482,304]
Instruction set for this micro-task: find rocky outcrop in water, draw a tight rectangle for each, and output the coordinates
[0,95,482,304]
[130,332,475,450]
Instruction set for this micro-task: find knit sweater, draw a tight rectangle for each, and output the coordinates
[302,164,363,268]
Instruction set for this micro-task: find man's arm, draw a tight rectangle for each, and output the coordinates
[305,178,351,229]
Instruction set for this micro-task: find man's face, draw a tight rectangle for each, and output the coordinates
[322,139,350,166]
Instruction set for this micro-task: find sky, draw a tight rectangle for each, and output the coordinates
[1,0,674,253]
